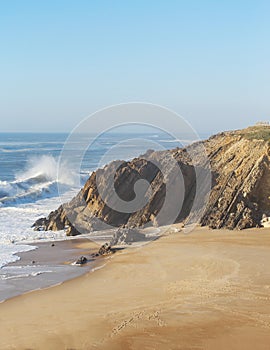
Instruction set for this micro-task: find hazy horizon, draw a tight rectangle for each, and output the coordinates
[0,125,256,136]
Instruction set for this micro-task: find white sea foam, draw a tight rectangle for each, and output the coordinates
[0,155,80,268]
[16,155,75,186]
[0,206,70,268]
[0,155,77,206]
[0,244,36,269]
[0,264,54,279]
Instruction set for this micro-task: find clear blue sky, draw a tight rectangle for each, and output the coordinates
[0,0,269,134]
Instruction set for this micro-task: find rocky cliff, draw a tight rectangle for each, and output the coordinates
[33,126,270,233]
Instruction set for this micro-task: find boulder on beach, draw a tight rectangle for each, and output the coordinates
[74,256,88,265]
[98,243,112,256]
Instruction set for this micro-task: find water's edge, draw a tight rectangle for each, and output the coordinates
[0,237,106,303]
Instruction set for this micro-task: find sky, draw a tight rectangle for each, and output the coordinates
[0,0,269,134]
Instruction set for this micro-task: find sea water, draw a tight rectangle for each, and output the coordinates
[0,131,202,298]
[0,132,188,268]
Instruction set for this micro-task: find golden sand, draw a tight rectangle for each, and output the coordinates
[1,226,270,349]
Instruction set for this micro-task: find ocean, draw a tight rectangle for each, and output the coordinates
[0,130,212,300]
[0,131,193,287]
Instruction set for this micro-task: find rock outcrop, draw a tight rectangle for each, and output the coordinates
[74,256,88,265]
[201,128,270,229]
[33,125,270,232]
[98,243,113,256]
[110,228,147,245]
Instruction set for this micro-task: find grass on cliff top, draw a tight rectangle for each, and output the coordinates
[241,126,270,141]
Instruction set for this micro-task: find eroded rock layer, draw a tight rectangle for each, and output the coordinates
[33,126,270,233]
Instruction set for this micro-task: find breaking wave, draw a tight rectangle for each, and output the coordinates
[0,155,76,206]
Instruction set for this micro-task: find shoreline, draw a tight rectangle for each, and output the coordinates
[0,236,104,303]
[1,225,270,349]
[0,226,163,303]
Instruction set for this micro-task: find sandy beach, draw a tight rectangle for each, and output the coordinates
[1,226,270,349]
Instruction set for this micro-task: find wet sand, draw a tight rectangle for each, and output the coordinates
[1,226,270,349]
[10,237,99,267]
[0,238,100,302]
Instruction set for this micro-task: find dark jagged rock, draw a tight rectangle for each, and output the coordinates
[32,217,46,229]
[33,151,203,233]
[74,256,88,265]
[33,125,270,232]
[98,243,112,256]
[65,225,81,236]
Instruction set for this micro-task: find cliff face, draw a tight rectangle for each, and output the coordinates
[33,126,270,234]
[201,129,270,229]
